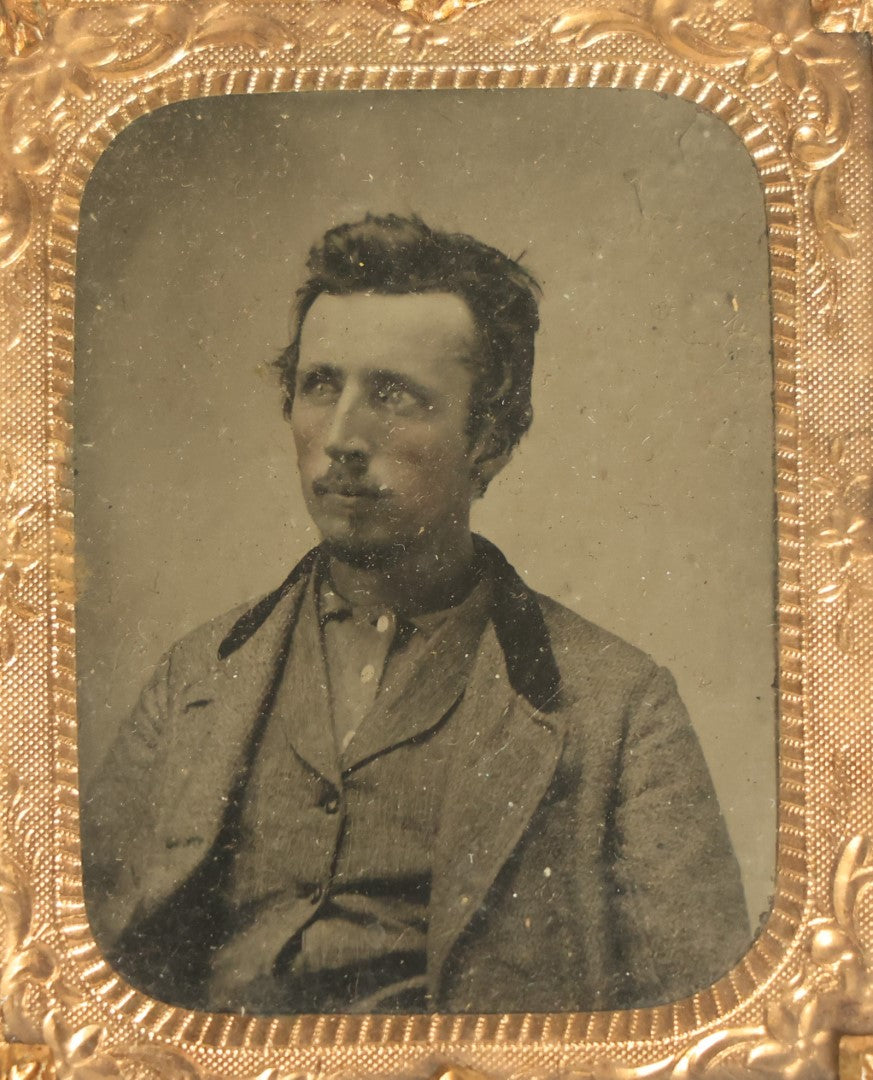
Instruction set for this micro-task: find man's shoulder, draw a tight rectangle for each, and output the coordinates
[160,579,300,690]
[159,597,258,681]
[528,593,692,771]
[173,598,256,655]
[533,591,665,699]
[158,550,318,688]
[476,536,666,708]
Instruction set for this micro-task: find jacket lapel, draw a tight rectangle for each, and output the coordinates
[151,575,310,880]
[341,584,491,772]
[268,574,342,788]
[428,622,567,988]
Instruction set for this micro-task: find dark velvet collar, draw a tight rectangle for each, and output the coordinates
[218,535,562,714]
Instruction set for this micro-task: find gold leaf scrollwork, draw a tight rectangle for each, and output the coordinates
[0,2,869,1078]
[431,1069,492,1080]
[1,759,317,1077]
[0,1041,55,1079]
[371,0,452,55]
[395,0,491,23]
[839,1035,873,1080]
[813,434,873,654]
[0,0,47,59]
[813,0,873,34]
[547,0,858,323]
[0,764,205,1080]
[594,836,873,1080]
[345,0,493,53]
[0,454,40,670]
[0,771,78,1052]
[363,0,528,54]
[364,0,499,54]
[0,2,290,273]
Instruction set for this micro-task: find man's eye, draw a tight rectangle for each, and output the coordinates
[374,383,421,410]
[299,372,339,398]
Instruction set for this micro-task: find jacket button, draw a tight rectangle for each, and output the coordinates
[324,796,339,814]
[309,884,324,904]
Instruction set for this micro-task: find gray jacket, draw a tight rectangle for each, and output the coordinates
[82,539,750,1013]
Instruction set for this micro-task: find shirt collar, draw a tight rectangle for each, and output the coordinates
[315,553,492,637]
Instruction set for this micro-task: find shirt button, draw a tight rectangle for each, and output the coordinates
[376,614,391,633]
[360,663,376,684]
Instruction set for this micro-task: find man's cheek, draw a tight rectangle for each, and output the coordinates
[400,436,467,469]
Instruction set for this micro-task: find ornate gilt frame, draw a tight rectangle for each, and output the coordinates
[1,0,872,1077]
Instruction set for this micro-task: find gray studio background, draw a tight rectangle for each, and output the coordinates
[74,88,777,932]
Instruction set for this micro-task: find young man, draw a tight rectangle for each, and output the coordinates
[83,214,749,1015]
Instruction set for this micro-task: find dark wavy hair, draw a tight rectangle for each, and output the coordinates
[275,214,541,457]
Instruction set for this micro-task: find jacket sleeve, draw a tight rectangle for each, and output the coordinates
[80,652,173,952]
[611,664,751,1005]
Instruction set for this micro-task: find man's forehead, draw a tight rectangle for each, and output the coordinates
[299,291,478,358]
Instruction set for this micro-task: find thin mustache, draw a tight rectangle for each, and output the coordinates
[312,475,385,498]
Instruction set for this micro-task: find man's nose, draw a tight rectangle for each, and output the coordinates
[324,386,371,463]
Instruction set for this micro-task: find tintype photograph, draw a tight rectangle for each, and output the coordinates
[74,88,777,1017]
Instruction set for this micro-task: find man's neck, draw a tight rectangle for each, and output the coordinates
[326,531,478,616]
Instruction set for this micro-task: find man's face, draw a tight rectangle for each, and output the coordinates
[291,291,486,566]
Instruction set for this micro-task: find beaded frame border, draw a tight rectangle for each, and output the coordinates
[0,1,872,1078]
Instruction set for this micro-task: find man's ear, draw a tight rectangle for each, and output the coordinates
[469,418,511,496]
